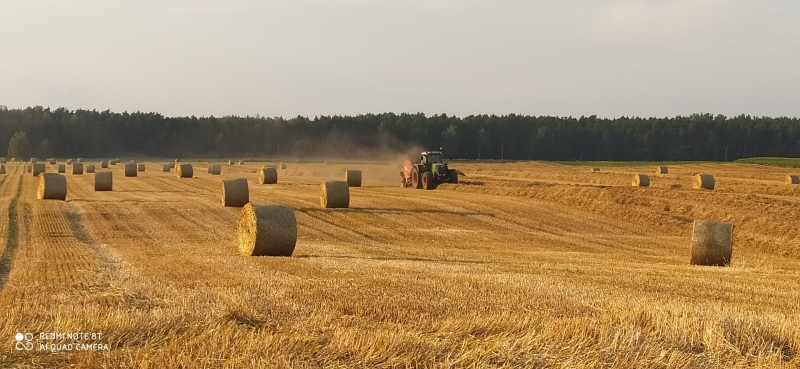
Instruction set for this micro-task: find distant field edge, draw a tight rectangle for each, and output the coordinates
[543,161,713,167]
[734,157,800,168]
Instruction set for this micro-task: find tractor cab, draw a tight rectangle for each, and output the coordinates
[421,151,443,166]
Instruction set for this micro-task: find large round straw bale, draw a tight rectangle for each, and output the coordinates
[0,157,6,164]
[785,175,800,185]
[0,165,5,174]
[238,204,297,256]
[632,174,650,187]
[175,159,180,163]
[30,158,38,164]
[280,162,286,170]
[163,164,171,172]
[86,165,96,173]
[176,164,193,178]
[345,170,362,187]
[77,158,83,163]
[258,167,278,184]
[110,159,117,165]
[320,181,349,208]
[95,171,113,191]
[137,163,145,172]
[656,166,668,175]
[591,167,600,172]
[101,160,108,168]
[72,162,84,175]
[124,163,138,177]
[37,173,67,200]
[239,160,245,165]
[57,164,66,173]
[168,162,175,169]
[32,163,46,176]
[67,159,73,164]
[48,158,56,165]
[693,174,715,190]
[209,164,221,175]
[229,160,234,165]
[222,178,250,207]
[690,220,733,266]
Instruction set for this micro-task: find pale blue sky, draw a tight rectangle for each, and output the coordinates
[1,0,798,118]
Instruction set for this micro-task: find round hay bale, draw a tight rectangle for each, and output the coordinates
[656,166,668,175]
[77,158,83,163]
[110,159,117,165]
[229,160,234,165]
[280,163,286,170]
[176,164,193,178]
[345,170,362,187]
[66,159,73,164]
[222,178,250,207]
[0,157,6,164]
[48,158,56,165]
[30,158,38,164]
[693,174,715,190]
[239,160,245,165]
[175,159,180,163]
[32,163,46,176]
[258,167,278,184]
[320,181,349,208]
[169,162,176,169]
[72,162,84,175]
[130,160,136,164]
[207,166,213,173]
[163,164,171,172]
[690,220,733,266]
[137,163,145,172]
[785,175,800,185]
[0,165,5,174]
[57,164,66,173]
[101,161,108,168]
[37,173,67,200]
[238,204,297,256]
[124,163,138,177]
[591,167,600,172]
[632,174,650,187]
[94,171,113,191]
[86,165,96,173]
[209,164,221,175]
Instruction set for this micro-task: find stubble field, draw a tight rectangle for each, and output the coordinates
[0,160,799,368]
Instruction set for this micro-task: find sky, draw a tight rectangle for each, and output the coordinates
[1,0,798,118]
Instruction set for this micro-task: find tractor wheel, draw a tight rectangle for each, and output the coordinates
[412,167,422,189]
[422,171,436,190]
[447,169,458,184]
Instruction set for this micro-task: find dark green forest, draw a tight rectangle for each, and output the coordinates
[1,105,798,161]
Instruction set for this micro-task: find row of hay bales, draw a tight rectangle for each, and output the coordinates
[36,171,114,200]
[233,180,351,257]
[631,172,800,189]
[594,165,800,189]
[629,173,716,189]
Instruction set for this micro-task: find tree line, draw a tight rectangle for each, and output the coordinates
[1,105,798,161]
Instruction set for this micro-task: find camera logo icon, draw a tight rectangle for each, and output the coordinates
[15,333,34,351]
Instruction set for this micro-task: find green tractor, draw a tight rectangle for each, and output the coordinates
[401,151,458,190]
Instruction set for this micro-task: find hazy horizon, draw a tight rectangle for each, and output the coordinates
[1,0,798,119]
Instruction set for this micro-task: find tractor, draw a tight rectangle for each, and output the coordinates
[400,151,458,190]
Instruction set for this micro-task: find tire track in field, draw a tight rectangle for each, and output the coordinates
[0,166,25,292]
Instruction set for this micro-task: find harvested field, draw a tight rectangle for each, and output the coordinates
[0,160,799,368]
